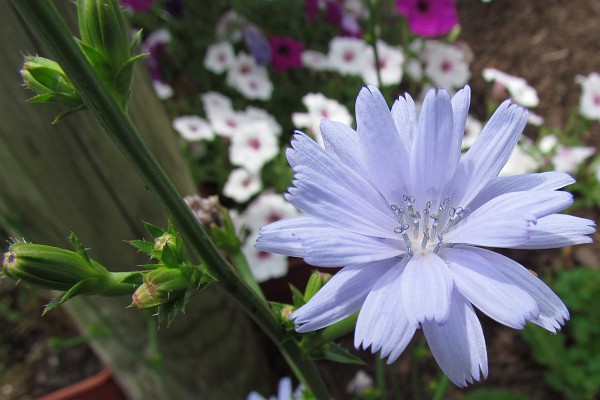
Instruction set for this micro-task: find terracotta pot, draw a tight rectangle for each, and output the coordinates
[37,368,127,400]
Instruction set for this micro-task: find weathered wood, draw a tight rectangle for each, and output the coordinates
[0,2,270,398]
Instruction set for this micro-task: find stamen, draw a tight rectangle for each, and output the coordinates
[421,227,429,249]
[430,213,440,242]
[391,204,406,225]
[423,201,431,231]
[395,223,412,253]
[411,211,421,239]
[434,235,444,253]
[403,194,415,214]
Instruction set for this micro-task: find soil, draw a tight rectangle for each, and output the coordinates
[2,1,600,399]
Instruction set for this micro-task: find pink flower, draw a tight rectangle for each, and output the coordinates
[396,0,458,37]
[270,37,305,73]
[120,0,156,13]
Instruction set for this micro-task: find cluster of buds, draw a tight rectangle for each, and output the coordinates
[21,0,146,121]
[128,222,213,324]
[2,234,138,314]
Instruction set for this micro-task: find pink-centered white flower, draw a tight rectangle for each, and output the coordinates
[483,68,539,108]
[223,168,262,203]
[422,41,471,90]
[172,116,214,142]
[361,40,404,87]
[241,194,299,282]
[327,36,369,76]
[204,42,235,74]
[226,52,273,100]
[576,72,600,120]
[257,85,595,386]
[292,93,353,145]
[229,120,279,172]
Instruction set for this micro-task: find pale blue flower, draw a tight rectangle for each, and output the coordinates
[256,85,595,386]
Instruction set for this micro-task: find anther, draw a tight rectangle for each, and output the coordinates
[434,235,444,253]
[439,197,450,213]
[403,194,415,214]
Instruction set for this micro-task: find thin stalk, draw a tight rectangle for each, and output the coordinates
[12,2,329,398]
[410,341,421,400]
[375,353,387,398]
[432,374,450,400]
[366,0,383,89]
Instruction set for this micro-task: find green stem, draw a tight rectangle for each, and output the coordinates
[432,373,450,400]
[410,341,421,400]
[301,312,358,353]
[366,0,383,90]
[12,2,329,398]
[230,249,266,301]
[375,353,387,398]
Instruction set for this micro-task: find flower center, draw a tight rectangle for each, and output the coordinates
[391,194,469,257]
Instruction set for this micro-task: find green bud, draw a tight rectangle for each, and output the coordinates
[77,0,129,71]
[131,266,194,309]
[154,233,176,252]
[2,242,109,291]
[20,56,82,108]
[304,271,331,303]
[76,0,146,109]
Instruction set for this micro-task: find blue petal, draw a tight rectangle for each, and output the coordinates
[468,171,575,211]
[463,246,570,333]
[444,100,528,207]
[390,91,417,154]
[509,214,595,249]
[354,259,417,362]
[286,166,398,239]
[256,216,329,258]
[447,86,471,181]
[422,290,488,387]
[355,86,410,204]
[410,88,455,212]
[320,120,367,178]
[442,247,539,329]
[291,259,394,332]
[401,252,453,324]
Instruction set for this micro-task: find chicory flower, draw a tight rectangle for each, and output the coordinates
[257,85,595,386]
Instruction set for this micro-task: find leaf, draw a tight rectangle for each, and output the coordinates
[52,104,87,124]
[289,284,306,308]
[122,272,143,285]
[160,244,180,269]
[128,239,155,256]
[69,232,90,263]
[43,293,68,315]
[317,343,365,365]
[143,221,164,238]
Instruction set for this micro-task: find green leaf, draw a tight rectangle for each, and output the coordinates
[160,244,180,269]
[143,221,165,238]
[290,284,306,308]
[69,232,90,262]
[317,342,365,365]
[128,239,155,256]
[52,104,87,124]
[43,292,68,315]
[121,272,143,285]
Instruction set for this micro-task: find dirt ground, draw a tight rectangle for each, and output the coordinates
[1,1,599,399]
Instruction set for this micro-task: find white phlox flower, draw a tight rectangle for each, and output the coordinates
[422,41,471,91]
[204,41,235,74]
[226,53,273,100]
[576,72,600,120]
[223,168,262,203]
[152,81,173,100]
[361,40,404,87]
[229,120,279,172]
[483,68,539,108]
[292,93,353,146]
[461,115,483,150]
[172,116,214,142]
[539,135,595,174]
[327,36,369,76]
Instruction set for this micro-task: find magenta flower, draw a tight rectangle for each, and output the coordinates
[269,37,304,73]
[120,0,156,13]
[257,85,595,386]
[396,0,458,37]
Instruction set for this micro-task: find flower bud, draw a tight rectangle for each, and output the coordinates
[131,266,193,309]
[154,233,176,252]
[304,271,331,302]
[2,242,108,291]
[77,0,130,71]
[20,56,82,108]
